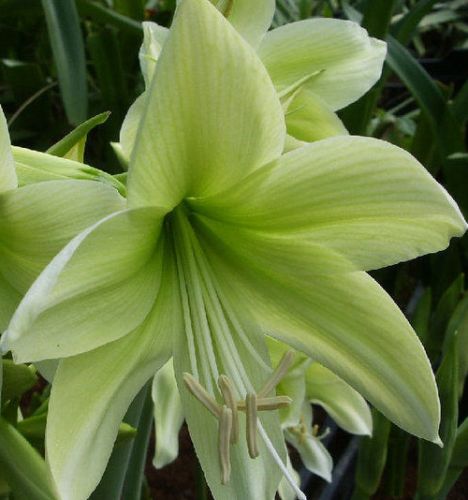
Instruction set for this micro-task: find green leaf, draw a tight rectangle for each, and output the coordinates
[193,136,467,272]
[17,412,136,443]
[305,363,372,436]
[87,28,129,118]
[443,292,468,396]
[386,36,463,160]
[392,0,439,45]
[411,287,432,344]
[152,359,184,468]
[258,18,386,111]
[46,112,110,161]
[76,0,143,36]
[127,0,285,209]
[46,250,175,500]
[0,417,57,500]
[418,334,459,497]
[3,208,165,363]
[353,410,391,498]
[1,359,37,403]
[433,417,468,498]
[426,274,464,362]
[0,105,17,193]
[41,0,88,125]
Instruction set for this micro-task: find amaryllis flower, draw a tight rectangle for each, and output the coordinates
[1,1,466,499]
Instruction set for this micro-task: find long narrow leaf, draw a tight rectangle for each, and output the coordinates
[42,0,88,125]
[417,335,459,498]
[0,417,56,500]
[76,0,142,36]
[386,36,463,160]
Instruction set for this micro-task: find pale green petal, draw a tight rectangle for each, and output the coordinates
[0,105,17,192]
[215,0,275,47]
[194,216,357,276]
[152,359,185,469]
[0,274,21,331]
[200,236,441,441]
[277,458,300,500]
[13,147,126,195]
[285,88,348,143]
[172,278,287,499]
[306,363,372,436]
[3,207,165,363]
[177,0,275,47]
[119,93,146,164]
[258,18,386,110]
[286,429,333,482]
[195,136,467,271]
[0,180,125,294]
[46,251,177,500]
[139,21,169,86]
[128,0,285,209]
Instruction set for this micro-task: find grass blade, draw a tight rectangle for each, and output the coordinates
[42,0,88,125]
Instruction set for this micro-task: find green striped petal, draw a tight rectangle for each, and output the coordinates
[198,228,441,442]
[3,207,165,362]
[152,359,184,468]
[194,136,467,271]
[285,88,348,143]
[258,18,386,111]
[306,363,372,436]
[127,0,285,209]
[46,248,176,500]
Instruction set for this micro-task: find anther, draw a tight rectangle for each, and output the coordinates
[218,374,239,443]
[237,395,292,411]
[219,405,233,485]
[258,351,295,398]
[183,373,221,418]
[246,393,259,459]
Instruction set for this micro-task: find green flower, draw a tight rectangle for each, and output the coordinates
[116,0,385,162]
[1,1,466,499]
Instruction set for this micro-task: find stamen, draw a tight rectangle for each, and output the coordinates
[237,395,292,411]
[246,393,259,458]
[183,373,221,418]
[218,375,239,443]
[218,405,233,485]
[258,351,295,397]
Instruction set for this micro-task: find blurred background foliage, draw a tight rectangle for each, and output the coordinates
[0,0,467,498]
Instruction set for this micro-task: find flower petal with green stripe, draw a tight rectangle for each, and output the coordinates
[1,1,466,499]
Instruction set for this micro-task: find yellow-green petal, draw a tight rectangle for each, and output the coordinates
[285,88,348,143]
[200,231,441,442]
[195,136,467,271]
[46,250,176,500]
[258,18,386,111]
[3,207,165,362]
[306,363,372,436]
[128,0,285,209]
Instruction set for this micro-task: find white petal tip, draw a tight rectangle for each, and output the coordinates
[433,436,443,448]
